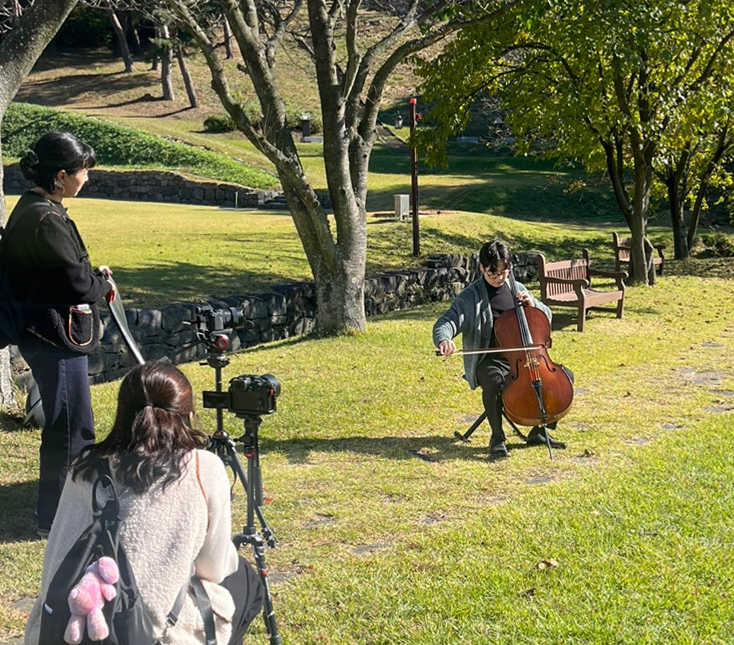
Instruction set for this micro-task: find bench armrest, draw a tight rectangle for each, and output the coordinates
[589,269,628,280]
[542,276,590,288]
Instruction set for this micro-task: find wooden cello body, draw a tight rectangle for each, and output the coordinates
[493,285,574,428]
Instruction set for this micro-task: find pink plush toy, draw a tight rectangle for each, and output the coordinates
[64,556,120,644]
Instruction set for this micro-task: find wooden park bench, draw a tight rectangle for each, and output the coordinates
[537,250,627,332]
[612,232,665,275]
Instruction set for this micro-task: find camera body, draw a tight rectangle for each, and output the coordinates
[193,305,245,354]
[203,373,281,417]
[194,304,244,332]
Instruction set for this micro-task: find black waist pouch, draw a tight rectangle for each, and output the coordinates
[28,302,101,354]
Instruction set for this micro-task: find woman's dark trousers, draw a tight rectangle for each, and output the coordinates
[20,341,95,530]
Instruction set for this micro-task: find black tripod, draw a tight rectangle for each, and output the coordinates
[203,350,282,645]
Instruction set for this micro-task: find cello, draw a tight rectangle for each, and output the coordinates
[493,268,574,456]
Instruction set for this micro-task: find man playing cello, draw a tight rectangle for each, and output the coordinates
[433,239,572,458]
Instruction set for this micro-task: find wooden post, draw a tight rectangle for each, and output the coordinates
[409,98,420,256]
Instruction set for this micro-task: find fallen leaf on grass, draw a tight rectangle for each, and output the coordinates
[535,558,559,570]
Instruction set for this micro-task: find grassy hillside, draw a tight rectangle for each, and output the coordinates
[1,103,278,189]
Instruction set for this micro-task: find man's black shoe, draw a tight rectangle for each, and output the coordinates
[526,426,567,449]
[489,439,509,458]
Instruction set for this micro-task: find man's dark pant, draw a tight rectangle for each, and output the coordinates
[475,356,511,444]
[20,340,95,530]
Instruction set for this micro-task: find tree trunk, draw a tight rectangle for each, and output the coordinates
[601,136,633,228]
[665,172,690,260]
[160,24,174,101]
[281,177,365,334]
[628,142,655,285]
[0,157,14,411]
[222,17,233,59]
[688,128,732,251]
[106,2,133,73]
[127,11,141,53]
[176,48,198,108]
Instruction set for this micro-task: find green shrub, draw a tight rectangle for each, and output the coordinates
[284,103,322,134]
[700,232,734,257]
[203,114,236,133]
[203,102,322,135]
[2,103,278,189]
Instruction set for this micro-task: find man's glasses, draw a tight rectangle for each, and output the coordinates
[484,267,510,278]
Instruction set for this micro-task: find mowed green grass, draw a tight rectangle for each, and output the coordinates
[1,269,733,643]
[3,177,631,310]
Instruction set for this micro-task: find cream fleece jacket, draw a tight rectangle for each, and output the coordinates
[25,449,239,645]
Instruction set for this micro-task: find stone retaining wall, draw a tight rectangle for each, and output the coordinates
[11,252,540,387]
[3,164,279,208]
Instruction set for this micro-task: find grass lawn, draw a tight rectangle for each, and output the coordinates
[3,144,644,310]
[0,194,634,309]
[1,267,733,643]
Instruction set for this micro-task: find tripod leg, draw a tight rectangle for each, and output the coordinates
[234,533,281,645]
[454,411,487,442]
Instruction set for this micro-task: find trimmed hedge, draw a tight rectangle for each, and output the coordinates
[203,101,323,136]
[2,103,278,189]
[203,114,236,133]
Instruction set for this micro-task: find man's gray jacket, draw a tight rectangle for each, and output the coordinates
[432,279,551,389]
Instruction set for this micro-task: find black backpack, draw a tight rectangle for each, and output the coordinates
[38,460,158,645]
[38,460,217,645]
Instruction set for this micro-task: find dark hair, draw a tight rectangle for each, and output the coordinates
[73,361,209,494]
[19,131,96,194]
[479,239,512,272]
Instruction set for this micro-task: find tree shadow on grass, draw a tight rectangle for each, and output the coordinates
[108,261,305,309]
[0,480,39,544]
[15,72,156,109]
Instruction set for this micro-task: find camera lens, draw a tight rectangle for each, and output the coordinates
[261,374,281,397]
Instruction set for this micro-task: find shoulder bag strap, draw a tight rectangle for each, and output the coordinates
[165,572,217,645]
[190,576,217,645]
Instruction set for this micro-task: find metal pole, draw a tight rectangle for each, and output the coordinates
[409,98,420,256]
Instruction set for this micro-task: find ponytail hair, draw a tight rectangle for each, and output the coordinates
[20,131,96,195]
[73,361,209,493]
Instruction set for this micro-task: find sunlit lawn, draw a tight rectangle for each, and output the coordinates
[2,268,734,643]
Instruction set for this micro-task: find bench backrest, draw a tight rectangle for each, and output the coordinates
[612,232,631,262]
[537,250,591,299]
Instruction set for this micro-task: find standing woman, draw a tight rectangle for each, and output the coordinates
[4,131,115,536]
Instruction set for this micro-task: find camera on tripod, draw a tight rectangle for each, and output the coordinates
[194,304,244,332]
[193,304,245,353]
[203,374,281,416]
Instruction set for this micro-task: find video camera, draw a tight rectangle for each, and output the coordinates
[203,374,281,417]
[193,304,244,353]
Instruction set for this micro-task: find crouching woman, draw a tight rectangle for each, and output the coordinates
[25,361,263,645]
